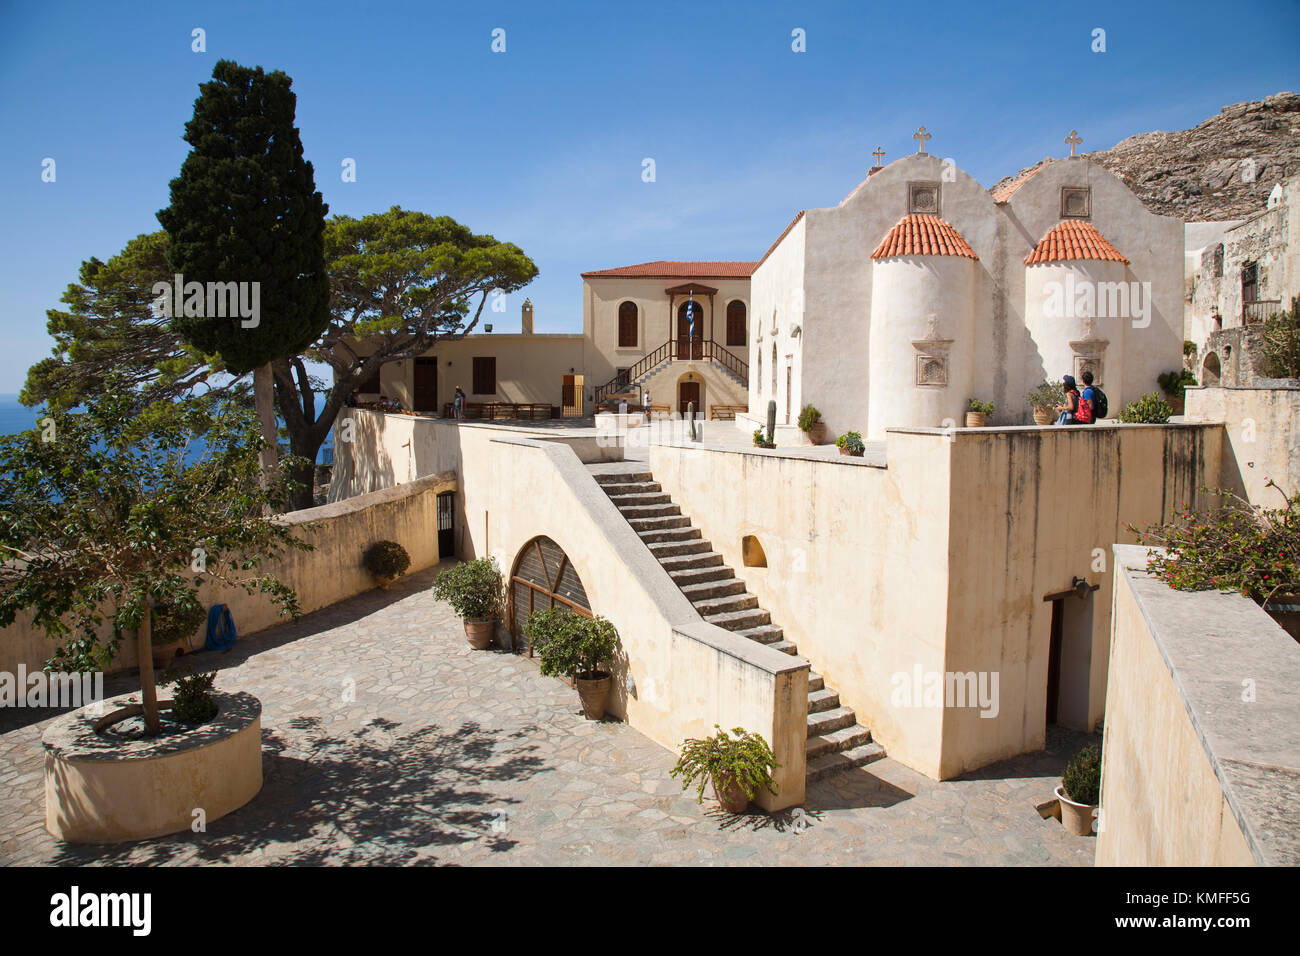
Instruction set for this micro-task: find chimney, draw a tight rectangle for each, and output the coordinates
[521,298,534,334]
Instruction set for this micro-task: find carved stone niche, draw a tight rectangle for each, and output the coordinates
[1069,331,1108,384]
[909,182,941,216]
[912,316,953,387]
[1061,186,1091,218]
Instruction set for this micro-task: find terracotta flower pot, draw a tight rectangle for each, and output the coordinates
[575,673,612,720]
[807,422,829,445]
[838,445,864,457]
[1033,406,1054,426]
[151,640,183,673]
[712,775,750,814]
[464,618,495,650]
[1055,785,1098,836]
[375,574,395,591]
[965,411,986,428]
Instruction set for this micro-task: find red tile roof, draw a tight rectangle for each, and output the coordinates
[1024,220,1129,265]
[580,260,757,279]
[870,214,979,260]
[991,160,1054,202]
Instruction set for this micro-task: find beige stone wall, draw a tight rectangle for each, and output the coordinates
[1185,385,1300,503]
[651,422,1221,780]
[0,472,457,678]
[1097,557,1255,866]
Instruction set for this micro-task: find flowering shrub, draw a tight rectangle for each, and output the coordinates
[1128,480,1300,604]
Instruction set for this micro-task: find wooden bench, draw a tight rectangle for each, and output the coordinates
[710,405,748,421]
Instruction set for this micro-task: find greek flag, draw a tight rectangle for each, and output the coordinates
[686,292,696,341]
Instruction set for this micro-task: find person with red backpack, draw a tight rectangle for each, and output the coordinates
[1075,370,1096,424]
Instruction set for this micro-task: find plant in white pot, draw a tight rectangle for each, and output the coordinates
[671,725,780,814]
[525,607,619,719]
[432,557,504,649]
[1056,743,1101,836]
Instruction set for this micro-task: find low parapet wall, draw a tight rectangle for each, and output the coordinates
[1098,545,1300,866]
[1184,384,1300,505]
[0,471,457,679]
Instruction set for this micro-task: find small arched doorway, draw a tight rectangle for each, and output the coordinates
[509,536,591,654]
[677,372,704,416]
[1202,352,1222,387]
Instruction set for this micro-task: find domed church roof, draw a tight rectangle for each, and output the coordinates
[1024,220,1129,265]
[870,214,979,260]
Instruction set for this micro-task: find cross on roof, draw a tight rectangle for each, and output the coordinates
[872,146,886,166]
[1065,129,1082,157]
[913,126,931,153]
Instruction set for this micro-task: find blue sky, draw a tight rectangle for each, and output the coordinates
[0,0,1297,393]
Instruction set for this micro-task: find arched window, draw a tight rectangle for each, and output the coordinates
[771,343,777,393]
[509,536,591,655]
[726,300,747,347]
[742,535,768,568]
[617,301,638,348]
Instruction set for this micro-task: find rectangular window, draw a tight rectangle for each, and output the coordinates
[357,364,381,394]
[472,356,496,395]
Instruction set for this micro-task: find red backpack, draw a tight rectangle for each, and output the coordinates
[1075,389,1094,424]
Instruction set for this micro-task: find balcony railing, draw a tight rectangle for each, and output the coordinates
[1244,299,1282,324]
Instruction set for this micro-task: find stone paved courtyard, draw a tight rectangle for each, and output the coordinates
[0,567,1097,866]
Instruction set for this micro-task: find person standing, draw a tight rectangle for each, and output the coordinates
[453,386,466,420]
[1077,370,1096,425]
[1055,374,1080,425]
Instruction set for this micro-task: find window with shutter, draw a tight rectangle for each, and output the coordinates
[617,301,637,348]
[472,356,496,395]
[726,300,747,346]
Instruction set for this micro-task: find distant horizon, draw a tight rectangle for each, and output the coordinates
[3,0,1298,392]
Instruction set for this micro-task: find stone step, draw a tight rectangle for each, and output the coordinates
[619,502,681,519]
[639,525,702,545]
[628,514,691,532]
[657,550,724,571]
[807,687,841,714]
[703,606,772,631]
[733,623,785,645]
[600,481,662,497]
[607,491,672,507]
[667,564,735,586]
[692,592,759,617]
[770,640,799,655]
[806,706,858,737]
[808,672,825,693]
[594,471,653,485]
[646,536,710,556]
[804,724,873,761]
[806,743,887,783]
[679,578,747,601]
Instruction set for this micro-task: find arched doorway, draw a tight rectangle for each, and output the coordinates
[677,372,704,416]
[509,536,591,654]
[677,300,704,359]
[1202,352,1221,387]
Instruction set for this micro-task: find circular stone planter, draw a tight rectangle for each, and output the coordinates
[1055,785,1098,837]
[42,690,263,844]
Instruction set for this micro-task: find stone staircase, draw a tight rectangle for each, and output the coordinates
[593,468,884,782]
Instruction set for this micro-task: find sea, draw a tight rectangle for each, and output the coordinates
[0,393,334,464]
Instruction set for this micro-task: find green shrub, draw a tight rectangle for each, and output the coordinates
[1062,744,1102,805]
[1258,296,1300,379]
[431,557,503,620]
[752,427,773,447]
[968,399,994,415]
[1025,380,1066,409]
[1119,392,1172,423]
[363,540,410,579]
[670,725,780,805]
[1183,340,1198,358]
[150,600,206,647]
[525,607,619,681]
[1157,369,1197,399]
[169,670,218,724]
[797,405,822,432]
[1129,481,1300,604]
[835,430,864,454]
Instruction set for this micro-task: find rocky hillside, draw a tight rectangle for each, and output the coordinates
[993,92,1300,221]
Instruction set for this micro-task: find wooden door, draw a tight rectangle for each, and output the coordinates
[678,381,701,415]
[677,303,703,359]
[413,357,437,413]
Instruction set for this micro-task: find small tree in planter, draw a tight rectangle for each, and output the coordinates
[835,430,865,457]
[0,386,308,737]
[525,608,620,719]
[1157,369,1197,415]
[150,600,208,672]
[431,557,504,649]
[798,404,828,445]
[1118,392,1172,424]
[1026,380,1066,425]
[671,725,780,814]
[1056,743,1102,836]
[363,540,411,589]
[967,399,994,427]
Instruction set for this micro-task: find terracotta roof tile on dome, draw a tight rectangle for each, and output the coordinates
[580,260,757,279]
[870,214,979,260]
[1024,220,1130,265]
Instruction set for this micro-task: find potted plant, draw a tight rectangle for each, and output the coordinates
[1157,369,1197,415]
[1055,743,1101,836]
[432,557,505,649]
[798,404,828,445]
[1118,392,1172,424]
[525,607,620,719]
[752,427,776,449]
[1025,380,1066,426]
[967,399,994,427]
[836,430,865,457]
[670,725,780,814]
[150,600,206,672]
[363,540,411,589]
